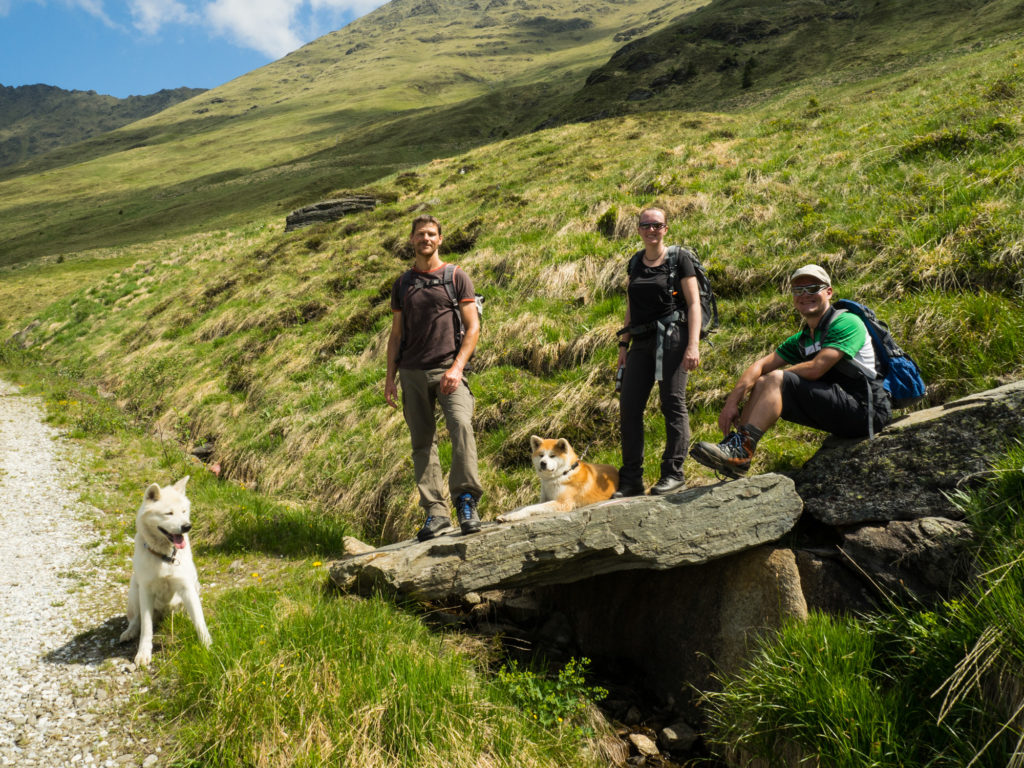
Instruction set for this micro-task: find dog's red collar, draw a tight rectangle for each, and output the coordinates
[144,542,177,565]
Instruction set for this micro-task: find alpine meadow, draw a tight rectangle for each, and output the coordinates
[1,0,1023,765]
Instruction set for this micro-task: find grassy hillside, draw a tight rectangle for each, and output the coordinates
[5,34,1022,545]
[0,84,205,168]
[562,0,1024,122]
[0,0,699,266]
[7,0,1019,269]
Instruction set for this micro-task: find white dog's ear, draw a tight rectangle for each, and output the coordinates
[145,483,161,502]
[556,438,571,453]
[172,476,190,493]
[530,435,542,450]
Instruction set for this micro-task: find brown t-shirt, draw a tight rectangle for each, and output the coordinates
[391,263,476,370]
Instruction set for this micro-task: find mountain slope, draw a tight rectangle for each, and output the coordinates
[1,0,1021,271]
[0,0,698,266]
[0,84,205,168]
[558,0,1024,122]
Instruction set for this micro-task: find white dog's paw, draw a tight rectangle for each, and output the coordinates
[134,648,152,667]
[119,626,138,643]
[198,630,213,648]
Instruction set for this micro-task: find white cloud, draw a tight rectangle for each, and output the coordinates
[310,0,380,16]
[70,0,120,27]
[204,0,305,58]
[129,0,197,34]
[8,0,390,60]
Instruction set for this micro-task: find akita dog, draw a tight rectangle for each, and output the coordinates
[497,435,619,522]
[119,477,212,667]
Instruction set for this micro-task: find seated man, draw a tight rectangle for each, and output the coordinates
[690,264,891,478]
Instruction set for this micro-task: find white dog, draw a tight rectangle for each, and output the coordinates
[119,476,212,666]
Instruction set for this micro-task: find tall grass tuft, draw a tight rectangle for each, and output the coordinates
[150,572,603,768]
[705,445,1024,767]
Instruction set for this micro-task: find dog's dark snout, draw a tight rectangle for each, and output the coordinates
[181,522,192,533]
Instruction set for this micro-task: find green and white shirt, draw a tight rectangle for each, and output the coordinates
[776,309,878,377]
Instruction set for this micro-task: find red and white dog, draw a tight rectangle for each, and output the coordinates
[498,436,619,522]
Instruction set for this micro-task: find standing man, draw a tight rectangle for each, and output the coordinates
[385,215,484,541]
[690,264,891,478]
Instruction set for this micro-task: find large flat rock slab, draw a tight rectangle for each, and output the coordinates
[328,473,802,600]
[795,379,1024,526]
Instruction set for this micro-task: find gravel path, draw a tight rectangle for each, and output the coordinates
[0,380,156,767]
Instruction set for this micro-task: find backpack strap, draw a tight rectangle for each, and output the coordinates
[666,245,680,296]
[440,263,459,310]
[815,305,880,439]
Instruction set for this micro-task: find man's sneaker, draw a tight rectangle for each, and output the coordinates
[455,493,481,535]
[649,476,686,495]
[690,431,755,478]
[416,515,453,542]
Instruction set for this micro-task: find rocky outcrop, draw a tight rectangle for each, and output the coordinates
[540,545,808,711]
[329,473,803,600]
[795,380,1024,526]
[838,517,975,597]
[284,195,377,231]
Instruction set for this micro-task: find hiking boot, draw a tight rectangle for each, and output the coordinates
[612,484,645,499]
[455,493,481,535]
[416,514,453,542]
[649,476,686,495]
[689,431,755,479]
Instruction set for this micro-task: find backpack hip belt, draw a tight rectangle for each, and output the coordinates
[617,310,682,382]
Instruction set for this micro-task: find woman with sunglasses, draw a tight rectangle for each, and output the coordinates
[614,207,702,497]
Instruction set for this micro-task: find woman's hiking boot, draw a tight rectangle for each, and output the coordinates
[649,476,686,495]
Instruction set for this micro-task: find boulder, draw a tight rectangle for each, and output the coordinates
[838,517,975,601]
[539,546,807,712]
[328,473,803,600]
[794,380,1024,526]
[795,549,877,615]
[284,195,376,231]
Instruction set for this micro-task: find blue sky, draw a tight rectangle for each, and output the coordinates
[0,0,386,98]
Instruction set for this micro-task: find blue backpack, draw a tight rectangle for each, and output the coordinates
[824,299,926,409]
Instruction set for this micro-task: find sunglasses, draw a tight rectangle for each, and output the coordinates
[791,284,830,296]
[638,222,666,231]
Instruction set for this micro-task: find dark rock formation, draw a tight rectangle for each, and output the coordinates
[795,380,1024,526]
[539,545,807,712]
[284,195,377,231]
[838,517,975,599]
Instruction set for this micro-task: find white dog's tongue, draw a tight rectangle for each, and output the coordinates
[171,534,186,549]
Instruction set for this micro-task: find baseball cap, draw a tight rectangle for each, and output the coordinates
[790,264,831,285]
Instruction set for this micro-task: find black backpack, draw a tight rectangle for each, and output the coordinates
[397,263,484,354]
[627,245,719,338]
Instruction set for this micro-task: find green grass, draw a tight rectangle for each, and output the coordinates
[2,351,611,768]
[146,569,605,768]
[0,0,705,266]
[705,445,1024,766]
